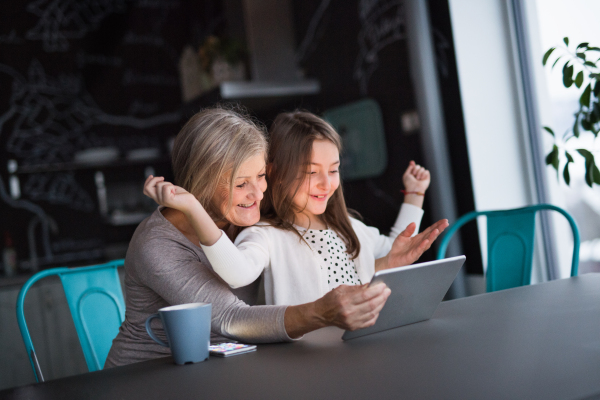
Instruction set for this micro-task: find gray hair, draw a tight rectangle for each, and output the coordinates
[171,106,267,220]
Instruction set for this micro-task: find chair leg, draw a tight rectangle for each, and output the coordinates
[31,349,44,382]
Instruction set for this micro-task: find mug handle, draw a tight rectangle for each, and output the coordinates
[145,313,169,347]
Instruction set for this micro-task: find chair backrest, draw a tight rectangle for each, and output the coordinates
[436,204,579,292]
[16,259,125,382]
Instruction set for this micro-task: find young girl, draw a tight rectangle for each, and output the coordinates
[145,111,448,306]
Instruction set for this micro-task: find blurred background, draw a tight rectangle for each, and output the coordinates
[0,0,598,389]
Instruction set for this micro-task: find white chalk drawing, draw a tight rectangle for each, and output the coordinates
[135,0,180,9]
[0,60,180,165]
[76,52,123,68]
[128,100,159,115]
[122,69,179,87]
[0,29,25,44]
[23,173,95,212]
[25,0,128,52]
[354,0,405,95]
[295,0,332,64]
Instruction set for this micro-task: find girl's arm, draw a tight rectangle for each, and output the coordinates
[144,176,266,288]
[388,161,430,238]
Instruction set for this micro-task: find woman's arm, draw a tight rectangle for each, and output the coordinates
[136,236,390,341]
[143,176,266,288]
[283,283,391,338]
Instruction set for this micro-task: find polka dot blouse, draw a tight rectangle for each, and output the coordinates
[302,228,362,290]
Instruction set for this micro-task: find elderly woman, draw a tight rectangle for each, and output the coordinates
[105,107,392,367]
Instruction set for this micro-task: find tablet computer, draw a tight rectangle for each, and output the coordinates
[342,255,466,340]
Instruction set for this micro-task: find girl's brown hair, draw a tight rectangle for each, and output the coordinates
[172,106,267,225]
[261,111,361,259]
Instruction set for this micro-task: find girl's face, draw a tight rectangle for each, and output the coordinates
[213,152,267,228]
[291,139,340,224]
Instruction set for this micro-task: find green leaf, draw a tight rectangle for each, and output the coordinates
[580,83,592,107]
[575,71,584,88]
[551,56,563,69]
[542,47,555,66]
[565,151,574,163]
[577,52,587,61]
[584,61,597,67]
[587,46,600,52]
[594,101,600,120]
[563,63,574,87]
[546,145,560,177]
[577,149,598,187]
[543,126,555,137]
[577,42,589,50]
[563,162,571,185]
[581,116,592,131]
[573,113,580,137]
[594,163,600,185]
[594,80,600,97]
[564,37,569,46]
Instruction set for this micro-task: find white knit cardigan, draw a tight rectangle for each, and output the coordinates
[201,203,424,306]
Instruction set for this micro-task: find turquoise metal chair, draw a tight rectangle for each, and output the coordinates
[436,204,579,292]
[16,259,125,382]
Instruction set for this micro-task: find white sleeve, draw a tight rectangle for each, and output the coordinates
[389,203,424,239]
[200,228,270,289]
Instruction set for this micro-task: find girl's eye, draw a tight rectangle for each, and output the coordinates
[236,182,247,188]
[258,173,266,179]
[330,170,339,174]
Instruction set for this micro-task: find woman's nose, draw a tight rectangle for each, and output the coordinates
[248,182,264,201]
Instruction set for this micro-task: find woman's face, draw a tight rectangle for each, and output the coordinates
[291,139,340,222]
[213,152,267,228]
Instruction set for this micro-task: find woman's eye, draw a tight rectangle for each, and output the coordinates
[258,173,266,179]
[330,170,339,174]
[236,182,247,188]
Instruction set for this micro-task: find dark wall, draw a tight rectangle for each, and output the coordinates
[0,0,218,270]
[0,0,473,272]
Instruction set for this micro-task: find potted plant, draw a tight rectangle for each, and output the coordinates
[542,37,600,187]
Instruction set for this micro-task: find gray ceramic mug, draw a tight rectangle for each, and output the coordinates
[145,303,212,365]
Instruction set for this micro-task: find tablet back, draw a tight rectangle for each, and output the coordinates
[342,256,465,340]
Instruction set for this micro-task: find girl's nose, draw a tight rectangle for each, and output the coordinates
[317,172,331,191]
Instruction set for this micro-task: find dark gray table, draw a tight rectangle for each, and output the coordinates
[3,274,600,400]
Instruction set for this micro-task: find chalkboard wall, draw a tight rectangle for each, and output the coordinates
[0,0,440,273]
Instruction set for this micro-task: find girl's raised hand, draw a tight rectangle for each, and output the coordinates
[379,219,449,271]
[143,175,198,214]
[402,161,431,194]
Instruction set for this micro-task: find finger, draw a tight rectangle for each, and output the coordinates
[352,282,386,305]
[349,287,391,325]
[399,222,416,238]
[143,176,165,197]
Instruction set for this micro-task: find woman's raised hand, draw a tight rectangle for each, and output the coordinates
[378,219,449,271]
[143,175,199,214]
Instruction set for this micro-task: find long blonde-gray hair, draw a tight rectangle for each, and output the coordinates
[171,106,267,223]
